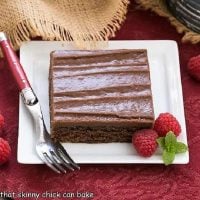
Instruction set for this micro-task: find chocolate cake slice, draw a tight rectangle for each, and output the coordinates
[49,49,154,143]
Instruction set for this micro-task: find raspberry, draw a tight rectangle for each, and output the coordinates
[187,54,200,81]
[132,129,158,157]
[0,114,5,130]
[153,113,181,137]
[0,138,11,164]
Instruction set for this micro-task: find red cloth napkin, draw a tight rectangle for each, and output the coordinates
[1,1,200,200]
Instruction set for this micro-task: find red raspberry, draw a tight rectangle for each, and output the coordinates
[187,54,200,81]
[154,113,181,137]
[0,138,11,164]
[0,114,5,130]
[132,129,158,157]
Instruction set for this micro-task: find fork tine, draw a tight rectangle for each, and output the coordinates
[57,146,80,170]
[41,152,61,174]
[51,150,74,171]
[47,151,67,173]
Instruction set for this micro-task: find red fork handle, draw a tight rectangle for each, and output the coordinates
[0,32,31,91]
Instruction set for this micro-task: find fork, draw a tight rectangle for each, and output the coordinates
[0,32,80,173]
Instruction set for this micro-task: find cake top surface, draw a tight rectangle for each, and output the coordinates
[49,49,154,125]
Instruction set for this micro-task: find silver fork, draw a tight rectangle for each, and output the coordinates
[0,32,80,173]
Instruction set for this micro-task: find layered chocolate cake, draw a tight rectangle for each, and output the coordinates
[49,49,154,143]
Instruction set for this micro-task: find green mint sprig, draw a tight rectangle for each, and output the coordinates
[156,131,188,165]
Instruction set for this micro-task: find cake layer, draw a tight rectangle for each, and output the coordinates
[49,49,154,143]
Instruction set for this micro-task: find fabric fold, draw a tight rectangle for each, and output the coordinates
[0,0,130,50]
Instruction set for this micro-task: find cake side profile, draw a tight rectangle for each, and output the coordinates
[49,49,154,143]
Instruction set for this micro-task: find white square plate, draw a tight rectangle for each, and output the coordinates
[18,41,189,164]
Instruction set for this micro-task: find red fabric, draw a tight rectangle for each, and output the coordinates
[1,1,200,199]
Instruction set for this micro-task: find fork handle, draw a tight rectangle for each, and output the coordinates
[0,32,37,105]
[0,32,31,90]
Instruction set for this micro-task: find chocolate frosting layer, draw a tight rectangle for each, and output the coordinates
[49,49,154,127]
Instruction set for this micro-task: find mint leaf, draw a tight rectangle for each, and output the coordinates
[165,131,177,152]
[176,142,188,153]
[159,131,188,166]
[156,137,165,149]
[163,149,175,165]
